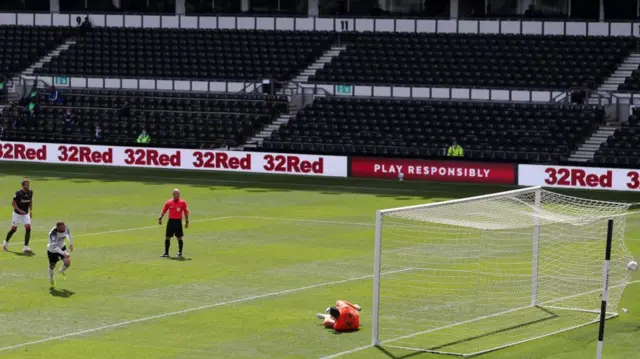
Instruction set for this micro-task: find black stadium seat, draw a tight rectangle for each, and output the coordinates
[311,33,634,90]
[35,28,337,82]
[1,89,288,148]
[0,25,73,76]
[260,97,605,163]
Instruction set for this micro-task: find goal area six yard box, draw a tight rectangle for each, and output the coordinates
[370,186,635,357]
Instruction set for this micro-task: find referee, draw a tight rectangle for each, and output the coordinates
[158,188,189,258]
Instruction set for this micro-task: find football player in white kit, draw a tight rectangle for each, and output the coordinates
[3,179,33,253]
[47,221,74,288]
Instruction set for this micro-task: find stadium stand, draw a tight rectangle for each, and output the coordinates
[618,69,640,92]
[594,109,640,167]
[261,97,606,163]
[0,88,288,148]
[0,25,74,76]
[310,33,635,90]
[35,28,337,81]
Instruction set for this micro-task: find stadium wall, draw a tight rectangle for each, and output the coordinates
[5,140,640,191]
[2,12,640,37]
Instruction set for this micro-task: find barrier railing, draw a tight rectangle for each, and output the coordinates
[19,74,259,94]
[1,12,640,37]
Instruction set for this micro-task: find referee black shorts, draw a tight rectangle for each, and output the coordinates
[166,219,184,238]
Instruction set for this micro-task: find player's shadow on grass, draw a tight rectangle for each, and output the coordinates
[169,256,192,261]
[49,288,75,298]
[8,250,35,257]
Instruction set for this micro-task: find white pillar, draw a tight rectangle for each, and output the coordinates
[599,0,604,21]
[308,0,319,16]
[378,0,386,11]
[241,0,250,12]
[112,0,121,9]
[176,0,186,14]
[50,0,59,12]
[450,0,458,18]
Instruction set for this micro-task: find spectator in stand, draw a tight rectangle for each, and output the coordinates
[61,108,75,132]
[48,85,62,103]
[118,100,131,119]
[447,139,464,157]
[79,15,93,34]
[137,129,151,144]
[22,86,38,105]
[0,121,5,140]
[11,109,22,129]
[94,125,104,142]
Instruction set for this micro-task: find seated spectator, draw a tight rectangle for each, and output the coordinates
[48,85,62,103]
[94,125,104,142]
[118,100,131,118]
[61,108,75,132]
[447,139,464,157]
[10,109,22,129]
[0,121,5,139]
[136,129,151,144]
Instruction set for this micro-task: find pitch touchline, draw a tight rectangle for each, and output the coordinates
[0,267,413,353]
[320,279,640,359]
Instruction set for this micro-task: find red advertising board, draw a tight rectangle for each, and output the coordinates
[0,141,348,177]
[350,157,516,184]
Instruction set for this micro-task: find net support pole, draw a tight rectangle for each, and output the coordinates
[531,189,542,306]
[371,210,383,346]
[596,219,614,359]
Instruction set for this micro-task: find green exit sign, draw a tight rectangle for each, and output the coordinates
[336,85,352,94]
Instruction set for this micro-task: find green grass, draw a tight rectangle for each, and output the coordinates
[0,163,638,359]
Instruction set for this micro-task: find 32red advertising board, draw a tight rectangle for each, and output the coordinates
[350,157,516,184]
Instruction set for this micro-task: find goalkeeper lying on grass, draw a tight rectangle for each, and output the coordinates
[316,300,361,332]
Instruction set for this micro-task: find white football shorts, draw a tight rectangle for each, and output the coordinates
[11,212,31,226]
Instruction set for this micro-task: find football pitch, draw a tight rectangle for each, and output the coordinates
[0,162,638,359]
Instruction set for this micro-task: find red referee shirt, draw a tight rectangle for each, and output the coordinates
[162,199,189,220]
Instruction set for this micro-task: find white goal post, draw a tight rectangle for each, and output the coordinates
[371,186,635,357]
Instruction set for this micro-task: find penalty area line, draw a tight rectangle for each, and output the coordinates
[0,267,414,353]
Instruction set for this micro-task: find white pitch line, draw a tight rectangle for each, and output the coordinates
[24,216,236,245]
[320,279,640,359]
[22,216,372,245]
[0,267,413,353]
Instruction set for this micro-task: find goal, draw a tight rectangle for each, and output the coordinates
[371,186,635,357]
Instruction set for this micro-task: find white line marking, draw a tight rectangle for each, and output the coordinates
[0,267,413,352]
[320,344,373,359]
[320,279,640,359]
[25,216,236,245]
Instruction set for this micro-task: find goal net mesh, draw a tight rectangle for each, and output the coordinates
[375,187,634,356]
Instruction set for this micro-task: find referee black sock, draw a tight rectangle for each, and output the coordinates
[178,239,183,254]
[24,229,31,246]
[5,229,16,242]
[164,239,170,254]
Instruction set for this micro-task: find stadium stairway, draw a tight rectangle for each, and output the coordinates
[587,53,640,106]
[285,45,347,92]
[568,125,618,163]
[242,104,299,149]
[19,39,77,78]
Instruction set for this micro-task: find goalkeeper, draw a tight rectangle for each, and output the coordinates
[316,300,361,332]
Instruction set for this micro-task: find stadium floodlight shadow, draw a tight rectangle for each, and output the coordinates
[49,288,75,298]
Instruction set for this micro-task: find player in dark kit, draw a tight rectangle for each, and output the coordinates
[158,188,189,258]
[3,179,33,253]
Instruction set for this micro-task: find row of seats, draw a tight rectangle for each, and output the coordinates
[260,97,604,163]
[311,34,635,89]
[593,111,640,166]
[36,28,336,81]
[0,26,75,76]
[1,89,288,148]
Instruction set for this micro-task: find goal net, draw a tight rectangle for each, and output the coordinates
[371,186,635,357]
